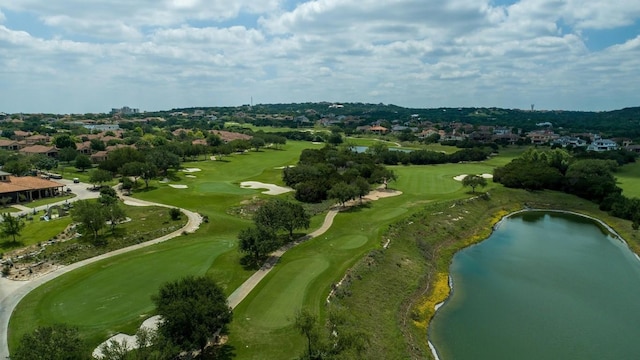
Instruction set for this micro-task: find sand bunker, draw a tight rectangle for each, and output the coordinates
[182,168,202,173]
[453,173,493,181]
[185,175,196,178]
[240,181,293,195]
[169,184,188,189]
[93,316,161,358]
[274,165,296,169]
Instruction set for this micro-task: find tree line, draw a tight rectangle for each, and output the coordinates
[493,148,640,227]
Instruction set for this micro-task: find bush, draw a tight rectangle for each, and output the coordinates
[169,208,181,220]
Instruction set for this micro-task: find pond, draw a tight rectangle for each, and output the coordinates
[351,145,411,153]
[428,211,640,360]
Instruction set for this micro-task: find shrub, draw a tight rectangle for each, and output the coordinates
[169,208,181,220]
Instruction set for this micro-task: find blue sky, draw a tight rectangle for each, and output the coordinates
[0,0,639,113]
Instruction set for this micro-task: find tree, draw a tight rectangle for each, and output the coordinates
[250,136,266,151]
[238,226,280,262]
[53,134,76,149]
[3,159,31,176]
[147,148,180,176]
[89,168,113,188]
[1,212,25,243]
[152,276,232,355]
[105,203,127,233]
[90,138,106,151]
[75,154,92,172]
[253,199,311,239]
[72,200,107,242]
[294,309,321,358]
[121,177,135,195]
[140,162,158,188]
[328,182,359,207]
[12,324,84,360]
[206,133,223,147]
[30,154,58,171]
[353,177,371,203]
[58,147,79,163]
[327,132,343,145]
[462,174,487,193]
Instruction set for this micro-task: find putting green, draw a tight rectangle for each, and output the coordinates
[333,235,368,250]
[243,257,330,329]
[196,182,254,194]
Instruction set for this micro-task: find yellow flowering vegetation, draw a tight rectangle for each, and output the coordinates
[413,272,450,329]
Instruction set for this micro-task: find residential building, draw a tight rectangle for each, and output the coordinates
[19,145,58,157]
[587,139,618,152]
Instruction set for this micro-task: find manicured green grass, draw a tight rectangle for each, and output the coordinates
[617,161,640,198]
[0,216,72,251]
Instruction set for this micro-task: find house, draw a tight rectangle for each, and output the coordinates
[76,141,92,155]
[83,124,121,132]
[369,125,388,134]
[527,130,559,144]
[0,170,65,204]
[19,145,58,157]
[587,139,618,152]
[552,136,587,148]
[13,130,31,141]
[24,134,51,145]
[0,140,20,151]
[91,151,109,163]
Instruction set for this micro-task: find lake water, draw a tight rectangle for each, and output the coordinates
[428,211,640,360]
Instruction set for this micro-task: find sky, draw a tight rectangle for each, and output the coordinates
[0,0,639,114]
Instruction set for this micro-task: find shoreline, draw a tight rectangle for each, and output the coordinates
[426,207,636,360]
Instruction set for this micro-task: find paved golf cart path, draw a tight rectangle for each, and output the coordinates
[0,187,203,359]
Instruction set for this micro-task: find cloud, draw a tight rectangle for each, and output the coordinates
[0,0,639,113]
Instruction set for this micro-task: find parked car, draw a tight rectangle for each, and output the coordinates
[73,178,80,183]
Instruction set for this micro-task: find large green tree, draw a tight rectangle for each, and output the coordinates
[1,212,25,243]
[238,226,280,262]
[53,134,77,149]
[89,168,113,188]
[152,276,232,355]
[12,324,85,360]
[253,199,310,239]
[71,200,107,242]
[328,182,359,207]
[74,154,92,172]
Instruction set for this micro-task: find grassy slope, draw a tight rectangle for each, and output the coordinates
[617,161,640,198]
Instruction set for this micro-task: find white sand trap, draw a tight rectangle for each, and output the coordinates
[274,165,296,169]
[182,168,202,173]
[454,173,493,182]
[185,175,196,178]
[240,181,293,195]
[210,156,217,160]
[169,184,188,189]
[93,315,162,358]
[312,142,323,145]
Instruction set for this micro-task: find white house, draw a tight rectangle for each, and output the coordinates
[587,139,618,152]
